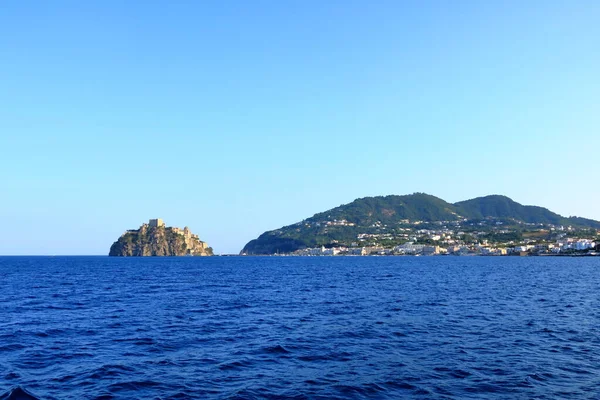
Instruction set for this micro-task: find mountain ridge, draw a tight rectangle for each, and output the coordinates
[242,193,599,254]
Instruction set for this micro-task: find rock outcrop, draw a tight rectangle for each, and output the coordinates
[109,219,213,256]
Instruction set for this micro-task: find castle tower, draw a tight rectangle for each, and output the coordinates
[149,218,165,228]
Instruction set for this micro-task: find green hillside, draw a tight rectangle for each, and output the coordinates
[456,195,600,228]
[241,193,600,254]
[456,195,564,224]
[308,193,461,225]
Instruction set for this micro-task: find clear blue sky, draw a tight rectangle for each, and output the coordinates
[1,1,598,255]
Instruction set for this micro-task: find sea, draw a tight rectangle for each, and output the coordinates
[1,256,599,399]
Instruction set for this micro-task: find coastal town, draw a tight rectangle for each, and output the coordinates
[272,218,599,257]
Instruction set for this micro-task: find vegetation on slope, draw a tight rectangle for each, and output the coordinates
[308,193,461,226]
[241,193,600,255]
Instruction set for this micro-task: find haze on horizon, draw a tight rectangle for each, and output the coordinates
[1,1,598,255]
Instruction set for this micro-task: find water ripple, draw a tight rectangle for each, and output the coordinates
[1,256,600,399]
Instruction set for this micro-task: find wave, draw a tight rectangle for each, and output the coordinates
[0,387,40,400]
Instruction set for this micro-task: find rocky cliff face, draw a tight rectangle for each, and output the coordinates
[109,222,213,256]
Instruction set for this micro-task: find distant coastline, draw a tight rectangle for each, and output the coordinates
[240,252,600,257]
[241,193,600,256]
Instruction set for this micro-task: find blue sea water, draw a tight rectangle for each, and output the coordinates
[1,256,600,399]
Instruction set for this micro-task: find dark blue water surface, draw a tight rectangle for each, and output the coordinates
[1,256,600,399]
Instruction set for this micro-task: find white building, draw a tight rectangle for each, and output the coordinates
[394,243,425,255]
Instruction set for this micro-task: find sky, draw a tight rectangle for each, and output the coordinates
[1,0,598,255]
